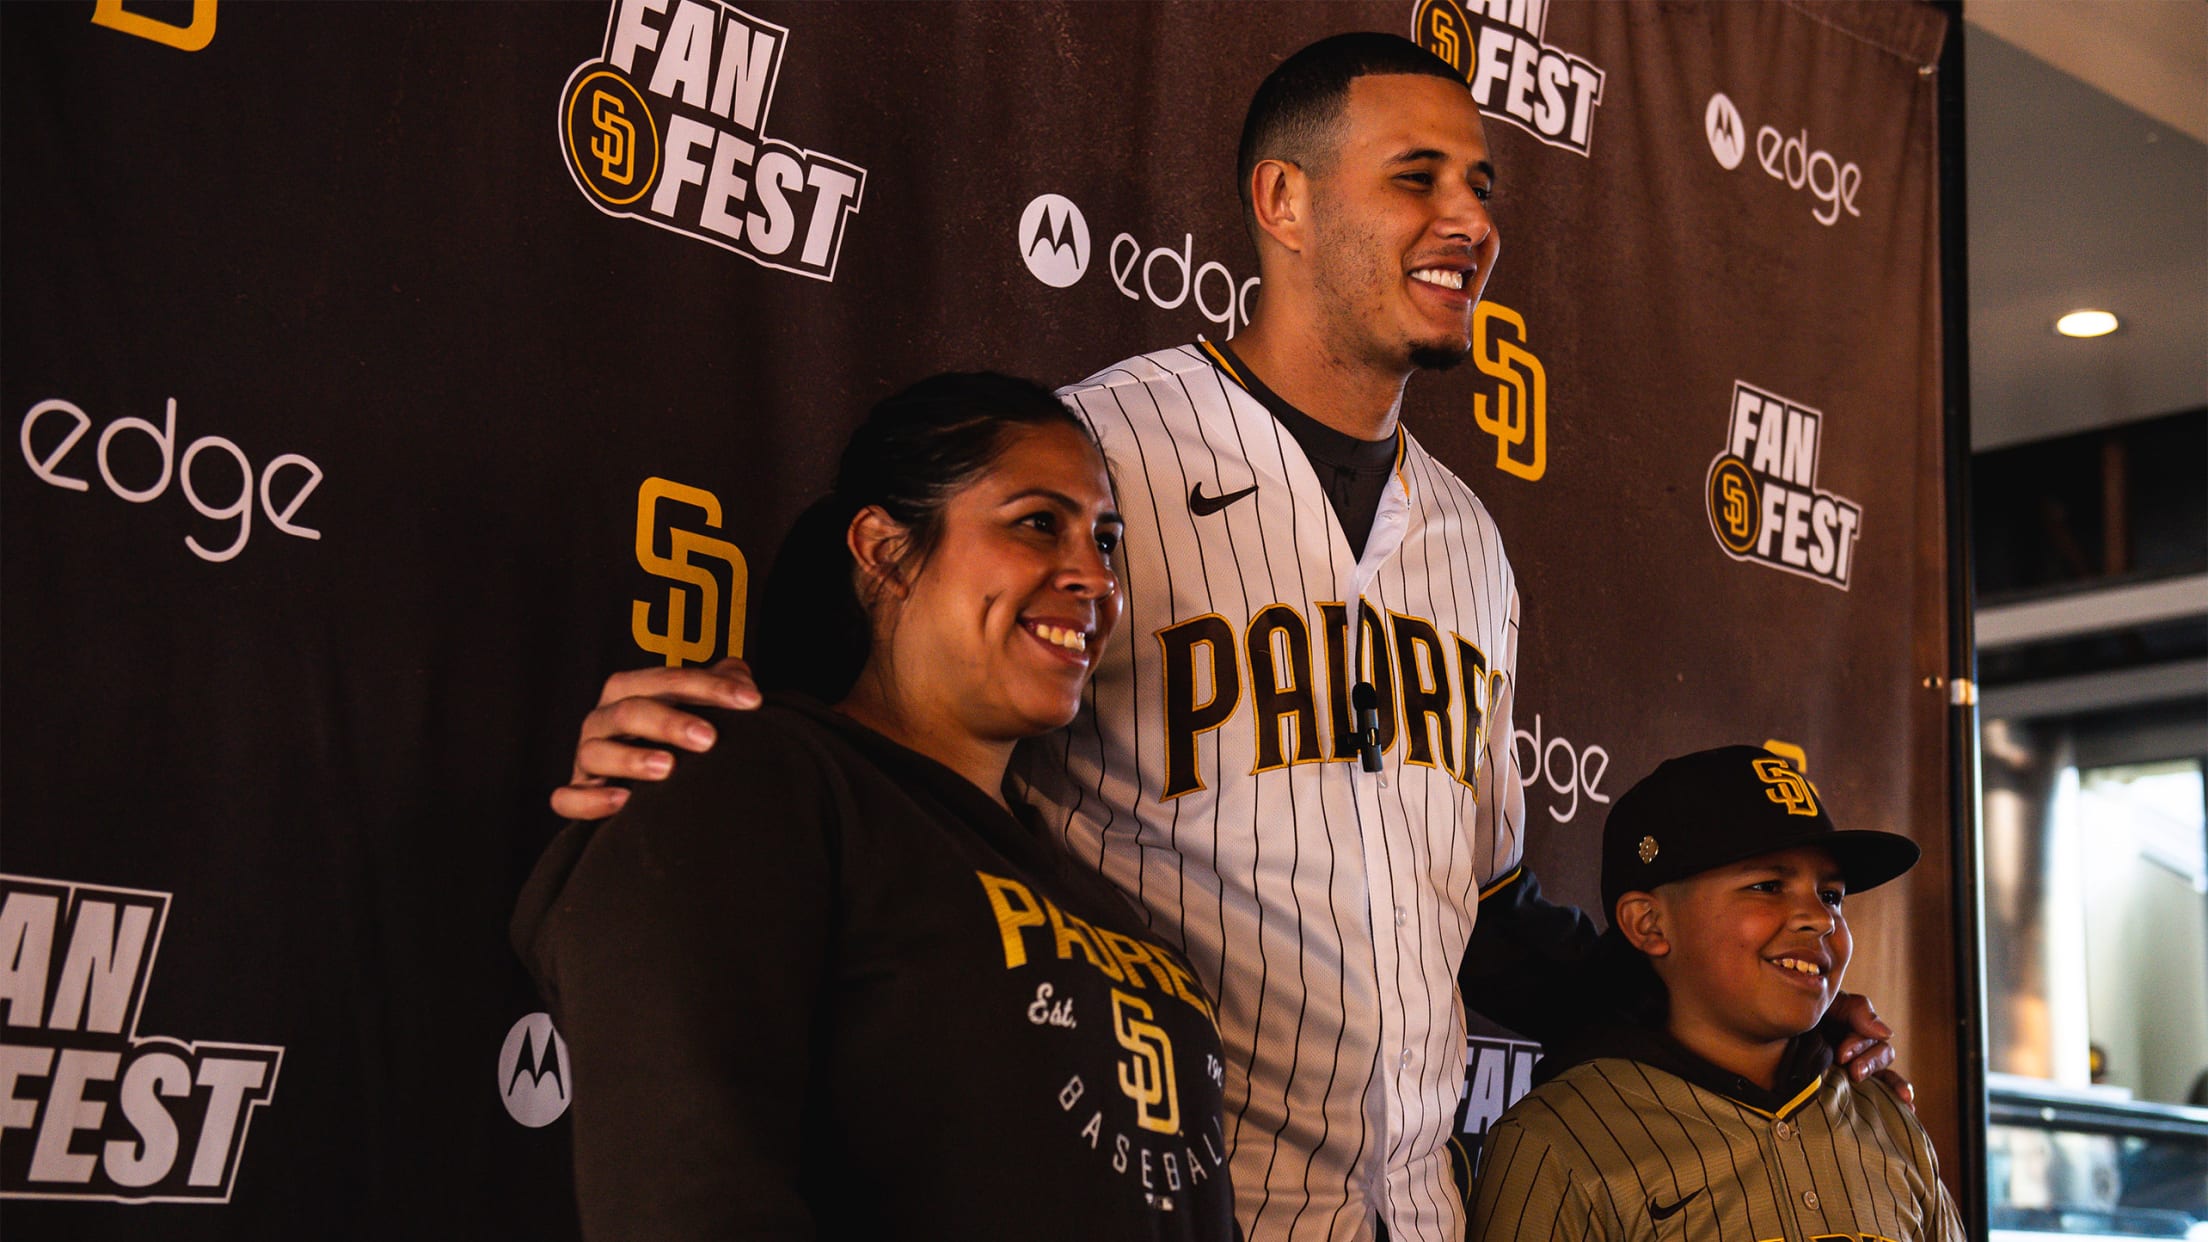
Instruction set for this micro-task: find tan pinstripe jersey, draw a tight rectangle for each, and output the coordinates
[1469,1057,1966,1242]
[1016,343,1526,1242]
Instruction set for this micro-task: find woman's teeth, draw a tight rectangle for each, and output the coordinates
[1033,624,1087,652]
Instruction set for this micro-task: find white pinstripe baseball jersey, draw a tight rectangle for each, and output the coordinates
[1014,342,1527,1242]
[1470,1054,1967,1242]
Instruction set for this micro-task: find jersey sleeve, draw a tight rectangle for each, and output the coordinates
[1469,1108,1619,1241]
[1478,583,1526,884]
[516,711,839,1240]
[1458,866,1607,1042]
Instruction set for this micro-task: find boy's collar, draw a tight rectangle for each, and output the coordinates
[1535,1021,1834,1119]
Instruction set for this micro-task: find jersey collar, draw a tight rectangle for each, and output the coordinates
[1537,1020,1835,1119]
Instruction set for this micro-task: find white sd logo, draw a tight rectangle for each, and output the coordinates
[1019,193,1090,288]
[498,1012,572,1128]
[1705,93,1746,170]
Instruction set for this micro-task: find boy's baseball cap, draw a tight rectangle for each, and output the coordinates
[1600,745,1920,919]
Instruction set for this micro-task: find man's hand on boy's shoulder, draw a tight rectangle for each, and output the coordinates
[549,658,759,820]
[1827,992,1914,1110]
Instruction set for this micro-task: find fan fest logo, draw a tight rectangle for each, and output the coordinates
[1705,381,1863,591]
[0,875,282,1204]
[1414,0,1606,156]
[560,0,867,281]
[1457,1035,1540,1169]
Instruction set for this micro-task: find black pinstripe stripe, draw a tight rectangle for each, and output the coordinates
[1056,389,1124,884]
[1168,357,1306,1237]
[1402,448,1481,1174]
[1608,1062,1690,1224]
[1413,449,1484,926]
[1199,361,1363,1242]
[1682,1073,1757,1233]
[1833,1083,1888,1237]
[1380,477,1449,1235]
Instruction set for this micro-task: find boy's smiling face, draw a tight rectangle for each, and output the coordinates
[1624,844,1853,1080]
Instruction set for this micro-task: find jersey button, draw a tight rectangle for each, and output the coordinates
[1774,1121,1794,1140]
[1394,906,1408,928]
[1399,1048,1413,1069]
[1802,1190,1819,1210]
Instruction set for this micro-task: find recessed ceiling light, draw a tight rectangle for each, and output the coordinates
[2056,310,2119,338]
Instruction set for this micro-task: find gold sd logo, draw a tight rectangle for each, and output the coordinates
[1751,757,1819,817]
[91,0,215,51]
[1471,302,1547,482]
[633,477,747,667]
[1706,455,1761,554]
[564,69,659,208]
[1111,990,1179,1135]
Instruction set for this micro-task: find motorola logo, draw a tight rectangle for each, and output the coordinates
[1019,193,1090,288]
[498,1012,572,1128]
[1705,93,1746,170]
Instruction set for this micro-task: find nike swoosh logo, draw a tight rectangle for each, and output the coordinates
[1648,1189,1704,1222]
[1188,482,1258,517]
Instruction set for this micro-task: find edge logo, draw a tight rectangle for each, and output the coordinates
[1019,190,1259,338]
[1704,381,1862,591]
[1415,0,1605,157]
[0,874,283,1205]
[498,1014,571,1129]
[559,0,868,281]
[1703,91,1862,227]
[633,477,749,667]
[1511,713,1609,824]
[1020,194,1090,289]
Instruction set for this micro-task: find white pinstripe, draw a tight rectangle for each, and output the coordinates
[1014,344,1526,1242]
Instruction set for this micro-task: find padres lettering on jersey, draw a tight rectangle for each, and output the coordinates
[1020,345,1525,1242]
[1471,1061,1967,1242]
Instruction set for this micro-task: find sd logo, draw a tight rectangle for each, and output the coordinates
[632,477,747,667]
[1470,302,1546,482]
[1111,990,1179,1136]
[566,70,658,208]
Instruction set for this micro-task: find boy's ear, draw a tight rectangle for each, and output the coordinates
[1614,892,1671,958]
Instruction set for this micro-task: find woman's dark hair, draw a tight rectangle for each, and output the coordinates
[752,371,1098,703]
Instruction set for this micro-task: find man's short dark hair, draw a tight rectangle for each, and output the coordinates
[1236,32,1465,222]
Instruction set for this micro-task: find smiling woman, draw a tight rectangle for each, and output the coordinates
[512,374,1234,1241]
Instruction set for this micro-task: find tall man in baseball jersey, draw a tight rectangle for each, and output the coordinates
[1468,747,1965,1241]
[548,34,1899,1242]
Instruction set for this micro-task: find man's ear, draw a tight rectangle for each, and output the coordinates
[846,505,912,599]
[1614,892,1671,958]
[1248,158,1309,254]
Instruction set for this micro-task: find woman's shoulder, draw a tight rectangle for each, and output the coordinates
[673,694,875,788]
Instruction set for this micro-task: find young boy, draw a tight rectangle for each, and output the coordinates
[1468,745,1966,1241]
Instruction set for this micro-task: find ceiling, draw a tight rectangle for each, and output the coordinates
[1963,0,2208,451]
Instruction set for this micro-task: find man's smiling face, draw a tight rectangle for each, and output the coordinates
[1303,73,1500,376]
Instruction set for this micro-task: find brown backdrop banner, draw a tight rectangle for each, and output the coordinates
[1,2,1952,1234]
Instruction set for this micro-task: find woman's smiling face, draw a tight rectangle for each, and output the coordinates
[875,420,1123,742]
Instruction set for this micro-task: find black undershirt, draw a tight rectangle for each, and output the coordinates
[1205,339,1398,555]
